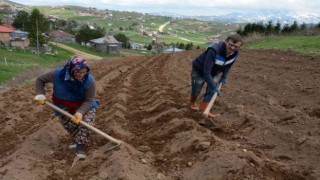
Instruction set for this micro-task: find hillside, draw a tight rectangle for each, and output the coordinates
[0,48,319,179]
[0,2,240,47]
[35,6,239,46]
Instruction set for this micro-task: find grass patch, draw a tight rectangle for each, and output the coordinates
[244,36,320,56]
[0,46,73,83]
[126,34,154,45]
[123,49,153,55]
[56,42,124,58]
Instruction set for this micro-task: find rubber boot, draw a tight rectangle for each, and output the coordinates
[199,101,220,118]
[190,96,199,110]
[75,144,86,159]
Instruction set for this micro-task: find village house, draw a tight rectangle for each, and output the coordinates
[89,36,122,54]
[48,30,75,43]
[130,42,145,50]
[154,41,164,54]
[0,24,14,46]
[10,30,30,48]
[163,46,184,53]
[0,25,30,47]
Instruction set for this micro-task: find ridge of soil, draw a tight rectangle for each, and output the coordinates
[0,49,319,180]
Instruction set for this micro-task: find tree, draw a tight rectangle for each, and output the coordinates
[243,23,251,35]
[147,44,152,50]
[236,27,245,36]
[75,25,105,45]
[281,23,292,34]
[178,42,185,49]
[299,23,307,31]
[12,10,29,31]
[255,22,265,34]
[27,8,49,46]
[290,21,299,32]
[56,19,67,28]
[114,33,130,49]
[185,42,194,50]
[265,20,274,35]
[274,21,281,35]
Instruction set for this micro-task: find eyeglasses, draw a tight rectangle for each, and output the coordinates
[228,42,241,49]
[74,70,88,75]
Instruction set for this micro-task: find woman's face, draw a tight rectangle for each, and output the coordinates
[73,68,88,80]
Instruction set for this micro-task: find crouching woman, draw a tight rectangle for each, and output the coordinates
[34,56,99,159]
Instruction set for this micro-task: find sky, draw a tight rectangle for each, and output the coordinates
[9,0,320,16]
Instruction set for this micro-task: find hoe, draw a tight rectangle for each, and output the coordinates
[45,101,122,152]
[201,83,222,127]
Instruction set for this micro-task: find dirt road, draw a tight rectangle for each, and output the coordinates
[0,49,319,179]
[159,21,170,32]
[54,42,139,60]
[53,42,103,60]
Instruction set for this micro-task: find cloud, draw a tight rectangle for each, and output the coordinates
[95,0,319,11]
[10,0,320,15]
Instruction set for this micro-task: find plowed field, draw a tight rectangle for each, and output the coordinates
[0,49,319,180]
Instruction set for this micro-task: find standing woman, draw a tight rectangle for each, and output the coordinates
[34,56,99,159]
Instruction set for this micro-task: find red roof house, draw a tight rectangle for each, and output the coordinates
[0,25,14,46]
[0,25,14,33]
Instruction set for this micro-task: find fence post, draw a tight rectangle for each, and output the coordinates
[4,57,7,66]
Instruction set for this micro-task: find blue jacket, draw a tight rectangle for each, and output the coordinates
[53,67,98,114]
[53,67,94,102]
[192,41,239,89]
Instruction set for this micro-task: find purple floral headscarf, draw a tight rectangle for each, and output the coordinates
[64,56,90,82]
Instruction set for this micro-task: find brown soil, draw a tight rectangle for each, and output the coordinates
[0,49,319,180]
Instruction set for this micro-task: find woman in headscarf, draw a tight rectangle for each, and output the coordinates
[34,56,99,159]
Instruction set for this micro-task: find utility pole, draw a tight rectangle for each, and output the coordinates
[36,19,39,55]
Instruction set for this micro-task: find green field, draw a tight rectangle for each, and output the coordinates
[0,46,73,83]
[31,6,239,47]
[244,36,320,55]
[57,42,124,58]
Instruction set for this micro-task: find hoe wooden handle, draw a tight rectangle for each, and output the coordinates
[45,101,122,145]
[203,83,222,118]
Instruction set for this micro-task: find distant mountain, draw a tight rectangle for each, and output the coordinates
[156,10,320,24]
[1,0,25,6]
[148,11,186,18]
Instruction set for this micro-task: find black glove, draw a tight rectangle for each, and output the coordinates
[213,85,221,96]
[219,77,226,85]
